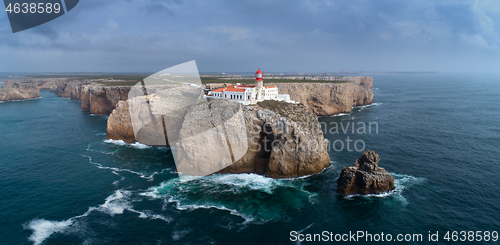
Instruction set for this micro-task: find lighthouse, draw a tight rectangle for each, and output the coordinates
[255,68,263,100]
[205,67,295,105]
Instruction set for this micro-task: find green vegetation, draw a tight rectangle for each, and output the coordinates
[95,81,140,86]
[257,100,306,119]
[257,100,292,115]
[201,77,349,85]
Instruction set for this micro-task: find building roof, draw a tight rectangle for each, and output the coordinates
[211,84,274,94]
[212,85,246,93]
[224,88,246,92]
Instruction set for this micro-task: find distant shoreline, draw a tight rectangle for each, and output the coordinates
[0,71,437,80]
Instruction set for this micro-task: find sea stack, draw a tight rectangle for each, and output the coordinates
[336,151,395,195]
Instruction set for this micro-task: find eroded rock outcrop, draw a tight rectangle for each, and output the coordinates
[267,82,373,116]
[2,78,67,92]
[55,80,87,100]
[80,85,131,115]
[107,96,331,178]
[52,81,131,115]
[336,151,395,195]
[106,100,136,143]
[216,100,331,178]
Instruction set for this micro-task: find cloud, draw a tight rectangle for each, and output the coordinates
[1,0,500,72]
[208,26,251,40]
[460,33,497,49]
[106,19,119,30]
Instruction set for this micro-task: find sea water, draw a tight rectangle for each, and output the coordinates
[1,74,499,244]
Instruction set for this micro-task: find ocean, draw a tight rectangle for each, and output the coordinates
[1,74,499,244]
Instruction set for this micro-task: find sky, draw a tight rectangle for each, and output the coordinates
[1,0,500,73]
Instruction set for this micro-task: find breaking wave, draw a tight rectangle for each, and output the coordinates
[344,173,426,204]
[141,174,317,223]
[354,102,381,110]
[25,219,74,245]
[104,139,151,149]
[82,154,170,180]
[333,113,349,117]
[24,190,171,245]
[329,103,381,117]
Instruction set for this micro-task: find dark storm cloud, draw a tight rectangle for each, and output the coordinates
[0,0,499,72]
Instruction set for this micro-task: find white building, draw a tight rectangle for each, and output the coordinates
[206,68,295,105]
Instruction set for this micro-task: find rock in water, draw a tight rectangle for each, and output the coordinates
[336,151,395,195]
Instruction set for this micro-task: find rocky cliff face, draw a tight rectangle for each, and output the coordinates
[54,81,87,100]
[215,100,331,178]
[80,85,131,115]
[107,98,331,178]
[336,151,395,195]
[0,82,41,101]
[52,81,131,115]
[267,82,373,116]
[106,100,136,143]
[1,78,67,92]
[352,76,373,88]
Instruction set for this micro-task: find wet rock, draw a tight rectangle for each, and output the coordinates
[336,151,395,195]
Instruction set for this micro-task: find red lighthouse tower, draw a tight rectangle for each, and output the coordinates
[255,68,263,81]
[255,68,263,100]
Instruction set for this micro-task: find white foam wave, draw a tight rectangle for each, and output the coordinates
[328,103,381,117]
[208,174,284,194]
[145,174,297,197]
[176,202,255,223]
[104,139,127,146]
[344,173,425,204]
[130,142,151,149]
[96,190,132,216]
[354,102,381,110]
[25,219,74,245]
[25,189,171,245]
[82,154,168,180]
[112,176,125,186]
[141,174,315,223]
[133,209,172,223]
[333,113,349,117]
[104,139,152,149]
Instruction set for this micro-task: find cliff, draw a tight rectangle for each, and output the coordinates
[106,100,136,142]
[80,85,131,115]
[1,78,68,92]
[107,96,331,178]
[52,81,131,115]
[54,80,87,100]
[0,82,41,101]
[215,100,331,178]
[266,82,373,116]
